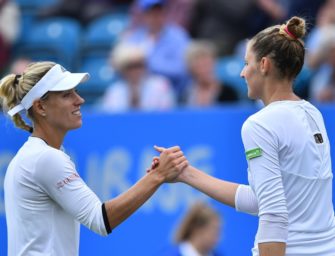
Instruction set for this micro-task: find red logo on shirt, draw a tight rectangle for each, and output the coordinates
[56,173,80,189]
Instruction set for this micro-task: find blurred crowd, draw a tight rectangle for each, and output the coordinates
[1,0,335,112]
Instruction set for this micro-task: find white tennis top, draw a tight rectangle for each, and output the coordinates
[4,137,110,256]
[236,100,335,255]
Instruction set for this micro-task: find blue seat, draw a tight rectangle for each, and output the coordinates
[15,0,59,11]
[82,14,129,58]
[215,56,248,100]
[293,65,313,99]
[15,18,82,69]
[77,58,117,105]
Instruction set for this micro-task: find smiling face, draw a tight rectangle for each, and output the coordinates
[240,42,264,100]
[41,89,85,133]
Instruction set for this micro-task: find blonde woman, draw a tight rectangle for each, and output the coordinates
[0,61,188,256]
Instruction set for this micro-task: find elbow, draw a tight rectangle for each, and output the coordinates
[257,213,289,243]
[261,212,288,224]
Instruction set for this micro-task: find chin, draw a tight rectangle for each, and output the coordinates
[69,121,83,130]
[247,89,261,101]
[247,91,256,100]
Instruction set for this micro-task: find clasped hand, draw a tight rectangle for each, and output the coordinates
[146,145,188,183]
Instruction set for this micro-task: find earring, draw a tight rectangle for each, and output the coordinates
[42,113,46,117]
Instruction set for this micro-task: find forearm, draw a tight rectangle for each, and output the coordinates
[180,166,239,208]
[104,171,163,229]
[259,242,286,256]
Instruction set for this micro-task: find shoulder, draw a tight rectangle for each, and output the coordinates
[242,101,308,144]
[121,26,147,40]
[34,148,74,178]
[37,147,70,165]
[241,107,281,143]
[32,147,80,190]
[37,147,74,171]
[242,110,271,135]
[244,102,292,129]
[164,24,190,41]
[104,80,128,96]
[146,75,172,88]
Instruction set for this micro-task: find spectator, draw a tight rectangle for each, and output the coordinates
[306,0,335,69]
[188,0,324,56]
[0,0,20,74]
[121,0,190,99]
[9,57,31,75]
[100,43,176,112]
[304,0,335,102]
[130,0,195,30]
[161,202,222,256]
[242,0,325,40]
[38,0,133,26]
[183,41,239,107]
[309,27,335,102]
[188,0,251,56]
[286,0,326,27]
[188,0,287,56]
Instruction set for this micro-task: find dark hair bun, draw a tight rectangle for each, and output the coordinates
[286,16,306,39]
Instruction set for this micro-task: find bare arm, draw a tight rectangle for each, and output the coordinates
[104,171,162,230]
[104,146,188,230]
[178,165,240,208]
[259,242,286,256]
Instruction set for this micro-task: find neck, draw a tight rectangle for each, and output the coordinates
[261,78,300,106]
[189,238,209,256]
[32,124,65,149]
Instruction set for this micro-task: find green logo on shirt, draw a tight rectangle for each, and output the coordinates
[245,148,262,160]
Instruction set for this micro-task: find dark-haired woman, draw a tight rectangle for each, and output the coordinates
[156,16,335,256]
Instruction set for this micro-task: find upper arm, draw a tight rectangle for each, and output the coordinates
[34,149,110,236]
[242,119,288,243]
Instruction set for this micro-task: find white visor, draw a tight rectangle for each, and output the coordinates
[8,64,89,117]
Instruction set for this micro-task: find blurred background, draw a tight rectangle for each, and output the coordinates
[0,0,335,255]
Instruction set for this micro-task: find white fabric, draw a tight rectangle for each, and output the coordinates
[240,100,335,255]
[179,242,214,256]
[0,2,20,43]
[8,64,89,117]
[4,137,108,256]
[179,242,202,256]
[235,184,258,215]
[101,75,176,112]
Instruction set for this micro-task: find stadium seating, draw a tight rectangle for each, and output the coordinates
[15,0,59,12]
[15,18,82,69]
[82,13,129,58]
[78,57,117,105]
[215,56,248,100]
[215,56,313,100]
[293,66,313,99]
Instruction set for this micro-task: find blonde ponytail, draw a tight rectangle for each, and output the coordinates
[0,61,56,132]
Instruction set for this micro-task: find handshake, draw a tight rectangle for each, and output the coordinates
[146,145,189,184]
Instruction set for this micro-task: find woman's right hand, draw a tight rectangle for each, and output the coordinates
[151,145,189,183]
